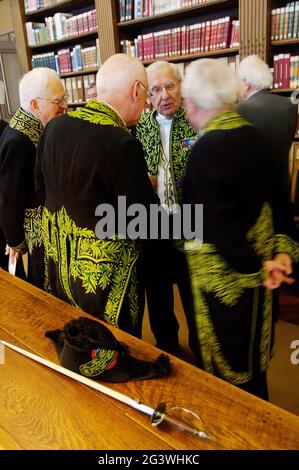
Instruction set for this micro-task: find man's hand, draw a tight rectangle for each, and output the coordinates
[263,256,295,289]
[5,244,21,261]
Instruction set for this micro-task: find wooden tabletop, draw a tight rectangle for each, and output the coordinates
[0,269,299,450]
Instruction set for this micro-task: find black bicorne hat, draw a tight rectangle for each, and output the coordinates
[45,317,171,382]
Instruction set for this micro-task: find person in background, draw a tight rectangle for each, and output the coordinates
[136,61,199,355]
[86,82,97,100]
[35,54,158,336]
[237,55,297,192]
[0,68,67,287]
[182,58,299,399]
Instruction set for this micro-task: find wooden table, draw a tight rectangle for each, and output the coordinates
[0,269,299,450]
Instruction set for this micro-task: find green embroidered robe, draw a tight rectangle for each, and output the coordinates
[136,106,197,203]
[0,107,45,288]
[35,99,158,334]
[183,110,299,386]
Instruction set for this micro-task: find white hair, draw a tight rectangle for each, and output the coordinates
[19,67,61,111]
[146,61,182,82]
[239,55,273,90]
[182,58,238,110]
[96,54,146,93]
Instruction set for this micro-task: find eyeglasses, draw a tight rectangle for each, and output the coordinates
[149,82,178,95]
[37,94,69,105]
[138,81,153,97]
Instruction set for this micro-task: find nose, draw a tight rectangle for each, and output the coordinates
[160,86,170,99]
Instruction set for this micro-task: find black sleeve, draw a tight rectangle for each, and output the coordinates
[107,136,159,208]
[0,136,35,247]
[35,131,46,206]
[184,139,263,274]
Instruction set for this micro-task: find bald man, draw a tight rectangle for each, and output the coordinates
[35,54,158,335]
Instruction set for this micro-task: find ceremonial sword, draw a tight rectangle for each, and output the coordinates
[1,339,211,441]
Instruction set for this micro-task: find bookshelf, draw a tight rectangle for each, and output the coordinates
[13,1,272,73]
[270,0,299,91]
[97,1,270,65]
[12,0,104,106]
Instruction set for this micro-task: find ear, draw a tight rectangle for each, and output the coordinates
[132,80,139,102]
[30,98,39,115]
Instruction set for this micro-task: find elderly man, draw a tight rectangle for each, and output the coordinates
[237,55,297,192]
[0,67,67,287]
[136,61,198,355]
[35,54,158,336]
[182,58,299,399]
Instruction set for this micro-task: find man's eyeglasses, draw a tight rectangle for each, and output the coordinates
[37,94,69,105]
[149,82,178,95]
[138,81,153,97]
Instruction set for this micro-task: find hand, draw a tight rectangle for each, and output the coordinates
[5,244,20,261]
[263,259,295,289]
[148,173,157,190]
[274,253,293,275]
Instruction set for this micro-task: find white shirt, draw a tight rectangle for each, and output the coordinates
[155,113,178,213]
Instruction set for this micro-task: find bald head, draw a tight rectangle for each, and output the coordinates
[95,54,148,126]
[96,54,147,95]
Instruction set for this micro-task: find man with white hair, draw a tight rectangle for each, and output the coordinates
[35,54,158,336]
[0,67,67,287]
[136,61,198,355]
[182,58,299,399]
[237,54,297,191]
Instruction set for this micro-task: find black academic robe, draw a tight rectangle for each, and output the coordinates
[0,109,44,287]
[35,99,159,335]
[0,119,8,270]
[183,110,299,396]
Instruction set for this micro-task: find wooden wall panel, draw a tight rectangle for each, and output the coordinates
[10,0,30,74]
[95,0,119,63]
[239,0,270,61]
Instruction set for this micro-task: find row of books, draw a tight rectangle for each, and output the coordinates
[119,0,211,22]
[273,53,299,89]
[175,54,240,74]
[31,40,100,73]
[120,18,239,60]
[24,0,61,12]
[26,9,97,46]
[271,2,299,41]
[62,73,96,104]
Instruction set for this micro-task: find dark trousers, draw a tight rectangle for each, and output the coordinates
[141,239,200,355]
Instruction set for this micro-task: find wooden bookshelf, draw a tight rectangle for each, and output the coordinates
[12,0,101,73]
[14,0,274,71]
[60,66,98,77]
[142,47,239,65]
[116,0,238,28]
[24,0,92,19]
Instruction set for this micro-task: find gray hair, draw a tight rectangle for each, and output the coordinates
[19,67,61,111]
[146,61,182,82]
[182,58,238,110]
[96,54,146,93]
[239,55,273,90]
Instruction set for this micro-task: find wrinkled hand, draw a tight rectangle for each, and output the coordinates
[148,173,157,190]
[263,257,295,289]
